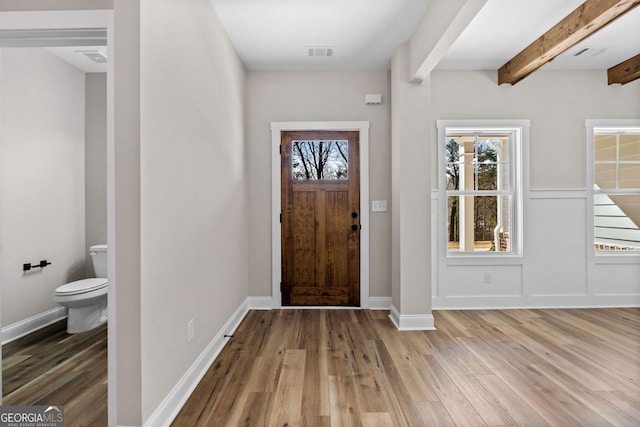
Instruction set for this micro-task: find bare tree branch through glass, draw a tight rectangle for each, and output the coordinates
[292,140,348,180]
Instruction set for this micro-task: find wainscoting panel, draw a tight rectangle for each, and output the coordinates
[443,265,523,297]
[525,197,588,296]
[592,263,640,296]
[433,190,640,309]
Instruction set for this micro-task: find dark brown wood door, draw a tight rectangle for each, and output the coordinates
[281,130,360,306]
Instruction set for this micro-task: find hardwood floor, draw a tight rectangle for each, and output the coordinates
[5,309,636,426]
[173,308,640,427]
[2,320,107,427]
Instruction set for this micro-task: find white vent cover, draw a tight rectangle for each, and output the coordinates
[365,94,382,105]
[77,50,107,63]
[572,46,609,57]
[307,47,334,57]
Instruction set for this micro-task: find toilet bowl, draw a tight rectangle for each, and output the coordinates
[54,244,108,333]
[55,278,108,333]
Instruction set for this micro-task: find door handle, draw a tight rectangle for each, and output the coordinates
[351,224,359,231]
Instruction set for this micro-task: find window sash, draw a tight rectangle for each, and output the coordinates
[446,193,516,253]
[439,122,525,257]
[590,124,640,255]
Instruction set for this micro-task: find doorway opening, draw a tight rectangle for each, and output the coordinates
[281,130,361,305]
[271,122,370,308]
[0,11,113,425]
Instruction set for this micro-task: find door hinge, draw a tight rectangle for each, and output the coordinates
[279,144,282,155]
[280,213,282,223]
[280,282,283,292]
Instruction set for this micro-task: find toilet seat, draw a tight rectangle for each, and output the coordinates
[55,278,107,296]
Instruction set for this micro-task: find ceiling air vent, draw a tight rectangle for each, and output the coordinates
[77,50,107,64]
[573,48,590,57]
[572,46,608,57]
[307,47,334,58]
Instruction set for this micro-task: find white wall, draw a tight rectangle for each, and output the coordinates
[430,70,640,308]
[111,1,142,423]
[139,0,248,421]
[85,73,107,277]
[0,3,247,424]
[0,47,86,327]
[0,0,112,11]
[389,43,434,329]
[246,70,392,300]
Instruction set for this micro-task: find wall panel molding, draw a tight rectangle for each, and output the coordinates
[529,188,587,199]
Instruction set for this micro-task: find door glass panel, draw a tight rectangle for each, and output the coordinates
[292,140,348,180]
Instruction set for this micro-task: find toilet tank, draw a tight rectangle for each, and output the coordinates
[89,244,108,278]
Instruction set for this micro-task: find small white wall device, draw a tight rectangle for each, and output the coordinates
[365,93,382,104]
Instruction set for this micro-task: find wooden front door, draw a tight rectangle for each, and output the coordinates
[281,130,360,306]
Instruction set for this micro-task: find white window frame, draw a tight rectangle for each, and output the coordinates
[437,120,528,259]
[586,119,640,263]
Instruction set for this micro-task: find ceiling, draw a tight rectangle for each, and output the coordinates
[46,46,107,73]
[437,0,640,71]
[209,0,640,72]
[209,0,429,70]
[3,1,636,75]
[0,28,108,73]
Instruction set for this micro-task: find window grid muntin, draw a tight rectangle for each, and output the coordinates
[445,137,510,192]
[446,194,515,252]
[594,132,640,191]
[593,129,640,253]
[444,130,517,254]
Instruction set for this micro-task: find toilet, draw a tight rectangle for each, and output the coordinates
[54,244,108,333]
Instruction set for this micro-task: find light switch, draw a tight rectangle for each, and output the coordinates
[372,200,388,212]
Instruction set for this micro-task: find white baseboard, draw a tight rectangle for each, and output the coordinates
[389,305,436,331]
[143,298,250,427]
[247,295,392,310]
[432,294,640,310]
[368,297,392,310]
[1,306,67,345]
[247,296,273,310]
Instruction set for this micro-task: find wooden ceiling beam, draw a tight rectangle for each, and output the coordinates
[498,0,640,85]
[608,53,640,84]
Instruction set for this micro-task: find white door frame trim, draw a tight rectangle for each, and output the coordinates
[271,121,370,308]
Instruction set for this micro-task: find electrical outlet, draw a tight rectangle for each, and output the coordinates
[483,272,492,284]
[187,319,195,343]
